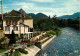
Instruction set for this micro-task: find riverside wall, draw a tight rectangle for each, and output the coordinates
[21,35,56,56]
[41,35,56,49]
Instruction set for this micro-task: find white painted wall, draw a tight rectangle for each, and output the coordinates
[21,27,24,34]
[25,27,28,33]
[24,19,33,28]
[3,19,33,35]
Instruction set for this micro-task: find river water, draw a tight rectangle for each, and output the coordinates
[37,28,80,56]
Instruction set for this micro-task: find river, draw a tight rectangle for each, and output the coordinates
[37,28,80,56]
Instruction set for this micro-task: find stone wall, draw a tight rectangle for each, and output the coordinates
[42,35,56,49]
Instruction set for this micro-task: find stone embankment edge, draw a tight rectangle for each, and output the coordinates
[21,35,56,56]
[35,35,56,56]
[41,35,56,49]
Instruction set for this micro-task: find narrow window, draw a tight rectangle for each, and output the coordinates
[5,26,10,31]
[13,26,18,31]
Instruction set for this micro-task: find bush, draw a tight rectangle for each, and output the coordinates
[14,45,18,47]
[9,50,21,56]
[46,30,56,36]
[0,49,8,53]
[22,40,30,43]
[27,41,35,47]
[0,44,8,49]
[9,30,16,44]
[35,42,41,49]
[53,27,61,35]
[0,37,6,44]
[17,48,28,54]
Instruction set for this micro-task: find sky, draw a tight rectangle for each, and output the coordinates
[0,0,80,17]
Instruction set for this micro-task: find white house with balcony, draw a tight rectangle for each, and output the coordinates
[3,9,33,39]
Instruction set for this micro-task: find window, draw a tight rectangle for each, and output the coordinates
[6,20,11,25]
[13,26,18,31]
[9,21,11,25]
[12,21,18,25]
[5,26,10,31]
[6,21,9,25]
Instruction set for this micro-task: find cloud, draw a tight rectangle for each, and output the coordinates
[63,0,80,12]
[3,7,7,8]
[29,0,54,2]
[12,2,35,9]
[10,0,80,16]
[2,0,80,17]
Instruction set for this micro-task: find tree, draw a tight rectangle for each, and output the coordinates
[52,15,57,20]
[48,15,51,19]
[9,30,16,44]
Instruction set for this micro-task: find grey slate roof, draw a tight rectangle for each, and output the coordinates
[4,9,32,20]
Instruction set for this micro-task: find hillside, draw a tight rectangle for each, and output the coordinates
[58,12,80,19]
[28,13,48,19]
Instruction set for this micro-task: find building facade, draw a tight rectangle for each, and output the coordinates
[3,9,33,39]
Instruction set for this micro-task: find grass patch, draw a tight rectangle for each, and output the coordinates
[0,49,8,53]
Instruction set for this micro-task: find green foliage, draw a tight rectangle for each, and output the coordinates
[53,27,61,35]
[27,41,35,47]
[46,30,56,36]
[46,27,61,36]
[33,17,62,35]
[57,17,80,30]
[9,30,16,44]
[56,19,68,27]
[9,50,21,56]
[35,42,41,49]
[33,18,56,31]
[14,45,18,47]
[0,37,6,43]
[68,19,80,30]
[17,48,28,54]
[16,37,21,41]
[55,17,80,30]
[0,44,8,49]
[0,49,8,53]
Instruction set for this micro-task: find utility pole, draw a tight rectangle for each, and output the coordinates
[0,0,3,30]
[1,0,3,20]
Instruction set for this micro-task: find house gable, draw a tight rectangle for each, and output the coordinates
[4,9,32,20]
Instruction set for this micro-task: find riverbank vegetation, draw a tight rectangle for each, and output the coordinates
[33,17,62,35]
[34,16,79,32]
[53,17,80,30]
[47,27,61,36]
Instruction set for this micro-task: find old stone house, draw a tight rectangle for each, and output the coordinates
[3,9,33,39]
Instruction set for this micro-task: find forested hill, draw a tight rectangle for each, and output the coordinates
[58,12,80,19]
[28,13,48,19]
